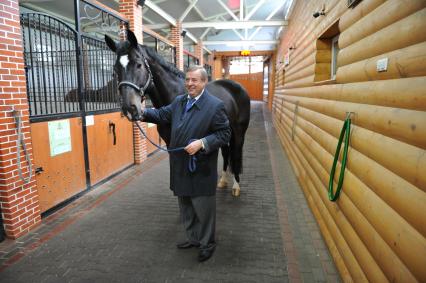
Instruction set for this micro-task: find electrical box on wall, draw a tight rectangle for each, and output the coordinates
[376,58,388,72]
[284,52,290,66]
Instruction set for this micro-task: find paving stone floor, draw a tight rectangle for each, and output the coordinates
[0,102,340,282]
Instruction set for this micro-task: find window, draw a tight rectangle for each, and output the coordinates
[229,56,264,75]
[331,35,339,79]
[314,21,340,83]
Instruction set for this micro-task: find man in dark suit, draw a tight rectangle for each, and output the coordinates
[141,65,231,262]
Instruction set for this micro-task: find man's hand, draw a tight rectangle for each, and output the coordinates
[184,139,203,155]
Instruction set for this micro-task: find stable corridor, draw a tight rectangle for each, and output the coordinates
[0,102,340,282]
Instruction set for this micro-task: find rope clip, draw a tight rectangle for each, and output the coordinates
[345,111,355,121]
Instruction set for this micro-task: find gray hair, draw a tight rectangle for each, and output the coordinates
[186,65,208,82]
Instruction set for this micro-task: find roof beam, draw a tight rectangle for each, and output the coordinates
[189,0,206,20]
[179,0,198,21]
[185,30,198,43]
[233,29,245,40]
[244,0,266,20]
[182,20,286,29]
[145,0,176,26]
[203,40,278,46]
[285,0,295,20]
[203,46,212,54]
[200,15,222,39]
[205,3,256,20]
[217,0,239,21]
[249,2,287,40]
[240,0,244,20]
[200,27,212,39]
[147,20,286,30]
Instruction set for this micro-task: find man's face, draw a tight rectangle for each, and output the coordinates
[185,70,206,97]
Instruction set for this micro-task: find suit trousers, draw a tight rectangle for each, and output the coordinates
[178,195,216,250]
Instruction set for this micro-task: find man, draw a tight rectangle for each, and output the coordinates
[141,65,231,262]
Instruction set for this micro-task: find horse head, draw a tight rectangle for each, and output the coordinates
[105,30,152,121]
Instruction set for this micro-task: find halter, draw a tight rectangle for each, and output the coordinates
[118,55,153,98]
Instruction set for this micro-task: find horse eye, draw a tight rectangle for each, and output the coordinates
[137,63,142,68]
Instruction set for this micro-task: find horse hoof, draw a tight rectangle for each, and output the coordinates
[232,188,240,197]
[217,180,227,189]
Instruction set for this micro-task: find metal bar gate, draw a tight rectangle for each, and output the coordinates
[19,0,131,213]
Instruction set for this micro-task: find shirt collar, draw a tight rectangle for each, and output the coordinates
[187,89,205,101]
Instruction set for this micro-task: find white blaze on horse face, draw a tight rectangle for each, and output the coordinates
[119,55,129,70]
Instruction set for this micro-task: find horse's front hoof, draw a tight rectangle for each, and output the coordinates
[217,180,227,189]
[232,188,240,197]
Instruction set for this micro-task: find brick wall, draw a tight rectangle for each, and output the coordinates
[119,0,147,164]
[195,41,203,66]
[170,22,184,71]
[119,0,143,42]
[0,0,41,239]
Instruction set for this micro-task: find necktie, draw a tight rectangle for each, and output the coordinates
[185,97,196,113]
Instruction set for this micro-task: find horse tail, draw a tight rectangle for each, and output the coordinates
[209,79,250,177]
[229,126,246,176]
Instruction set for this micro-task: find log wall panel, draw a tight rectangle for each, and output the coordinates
[275,94,426,193]
[281,95,426,149]
[280,105,426,237]
[339,0,426,49]
[284,64,314,84]
[283,54,315,80]
[339,0,386,32]
[283,75,315,89]
[336,41,426,83]
[273,0,426,280]
[284,45,316,77]
[276,77,426,111]
[276,117,417,282]
[338,8,426,67]
[278,116,410,282]
[276,122,354,282]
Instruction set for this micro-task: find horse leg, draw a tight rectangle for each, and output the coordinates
[231,174,240,197]
[218,145,230,189]
[230,133,245,197]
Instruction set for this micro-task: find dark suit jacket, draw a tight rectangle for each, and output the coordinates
[143,90,231,196]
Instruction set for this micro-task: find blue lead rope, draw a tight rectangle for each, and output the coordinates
[134,122,197,172]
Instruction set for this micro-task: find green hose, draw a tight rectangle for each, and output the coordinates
[328,115,351,201]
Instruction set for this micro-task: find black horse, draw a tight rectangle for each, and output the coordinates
[64,79,118,103]
[105,30,250,196]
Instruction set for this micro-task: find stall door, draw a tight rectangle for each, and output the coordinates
[230,72,264,101]
[86,112,134,185]
[30,118,87,213]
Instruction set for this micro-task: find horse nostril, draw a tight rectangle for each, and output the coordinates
[130,105,141,120]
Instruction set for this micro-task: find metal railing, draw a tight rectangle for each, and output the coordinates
[20,0,128,121]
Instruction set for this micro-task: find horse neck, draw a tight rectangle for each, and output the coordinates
[142,48,185,107]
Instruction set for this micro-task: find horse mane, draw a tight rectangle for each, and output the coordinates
[140,45,185,79]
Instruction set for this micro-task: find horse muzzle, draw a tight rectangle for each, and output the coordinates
[122,105,142,121]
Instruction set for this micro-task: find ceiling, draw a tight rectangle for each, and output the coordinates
[18,0,295,52]
[142,0,294,52]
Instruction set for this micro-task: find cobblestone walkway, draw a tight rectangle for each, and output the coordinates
[0,102,340,282]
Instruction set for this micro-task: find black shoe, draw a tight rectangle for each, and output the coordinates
[198,247,215,262]
[176,241,200,249]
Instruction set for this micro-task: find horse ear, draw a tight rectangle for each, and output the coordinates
[126,29,138,49]
[105,35,117,53]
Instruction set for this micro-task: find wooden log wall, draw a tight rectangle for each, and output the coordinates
[272,0,426,281]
